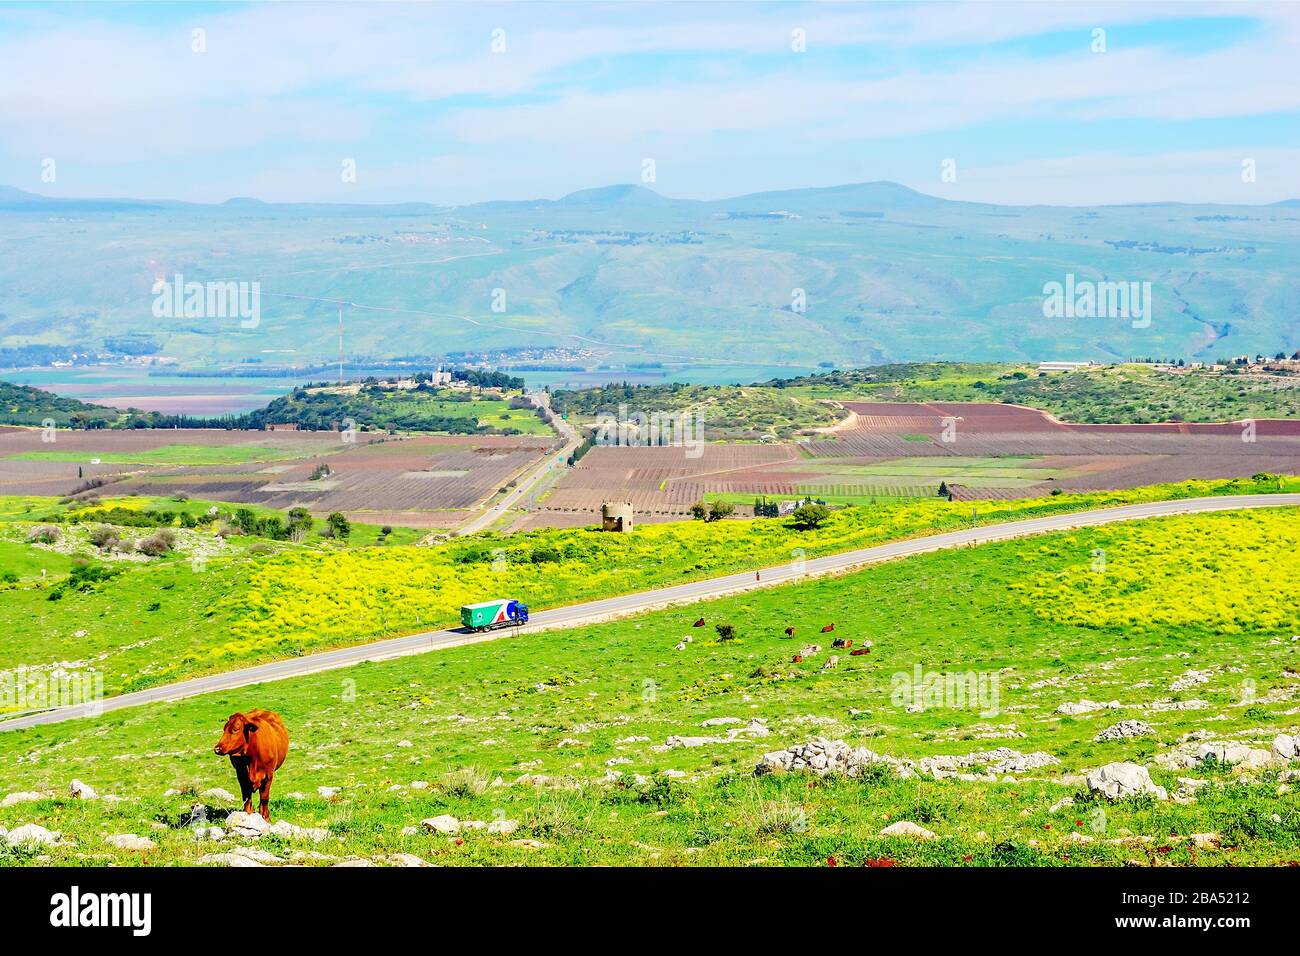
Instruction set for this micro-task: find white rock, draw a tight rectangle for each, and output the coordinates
[269,820,330,843]
[410,781,429,790]
[420,814,461,835]
[317,786,340,798]
[1095,720,1156,741]
[487,819,518,835]
[1057,700,1121,716]
[200,788,238,802]
[1271,734,1299,761]
[333,859,376,867]
[879,820,935,839]
[199,852,264,867]
[1086,762,1168,801]
[387,853,431,867]
[106,833,155,851]
[226,811,272,838]
[6,824,60,847]
[69,779,98,800]
[1,791,47,807]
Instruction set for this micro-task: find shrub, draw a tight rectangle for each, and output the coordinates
[26,524,62,544]
[87,524,119,549]
[138,530,177,556]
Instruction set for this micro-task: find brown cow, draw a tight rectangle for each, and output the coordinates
[213,710,290,821]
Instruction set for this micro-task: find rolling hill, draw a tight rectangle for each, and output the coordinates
[1,182,1297,371]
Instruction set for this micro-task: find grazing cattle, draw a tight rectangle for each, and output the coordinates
[821,624,835,633]
[832,638,853,649]
[850,647,871,656]
[693,618,706,627]
[784,626,795,636]
[791,654,803,664]
[213,710,290,821]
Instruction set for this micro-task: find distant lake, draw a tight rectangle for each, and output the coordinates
[4,361,824,416]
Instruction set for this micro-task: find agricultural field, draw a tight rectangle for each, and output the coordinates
[2,507,1299,866]
[0,428,556,527]
[1,476,1294,701]
[534,406,1300,517]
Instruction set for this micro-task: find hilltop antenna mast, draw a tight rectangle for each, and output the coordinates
[337,303,345,385]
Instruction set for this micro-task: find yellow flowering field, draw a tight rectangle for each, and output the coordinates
[1015,508,1300,634]
[227,477,1294,652]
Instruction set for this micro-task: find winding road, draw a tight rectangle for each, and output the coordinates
[3,493,1295,732]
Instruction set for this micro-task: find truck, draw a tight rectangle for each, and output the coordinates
[460,598,530,632]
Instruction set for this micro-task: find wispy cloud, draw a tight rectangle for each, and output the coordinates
[0,1,1296,203]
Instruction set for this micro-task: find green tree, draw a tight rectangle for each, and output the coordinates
[790,503,831,530]
[327,511,352,540]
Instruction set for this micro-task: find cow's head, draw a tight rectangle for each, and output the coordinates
[214,712,259,756]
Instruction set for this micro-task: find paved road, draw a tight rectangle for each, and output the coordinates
[3,493,1295,732]
[455,392,580,536]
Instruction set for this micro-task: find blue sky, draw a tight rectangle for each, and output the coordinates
[0,1,1297,205]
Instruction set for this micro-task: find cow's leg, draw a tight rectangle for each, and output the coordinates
[233,758,253,813]
[258,774,273,821]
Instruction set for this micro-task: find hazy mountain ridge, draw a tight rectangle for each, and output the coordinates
[1,182,1297,368]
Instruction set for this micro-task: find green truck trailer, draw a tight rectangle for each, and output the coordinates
[460,598,530,632]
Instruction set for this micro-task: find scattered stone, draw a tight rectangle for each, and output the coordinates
[1056,700,1121,716]
[1,791,47,807]
[701,717,743,727]
[317,786,340,798]
[105,833,155,852]
[397,740,413,748]
[1272,734,1299,761]
[755,738,910,779]
[1095,720,1155,741]
[332,859,375,867]
[487,819,518,835]
[1147,698,1209,713]
[198,852,264,867]
[879,821,935,840]
[226,811,272,838]
[508,839,550,850]
[1157,742,1275,770]
[69,779,98,800]
[269,820,329,843]
[410,781,429,790]
[1086,762,1168,801]
[1067,831,1094,844]
[420,815,461,835]
[5,824,60,847]
[200,787,238,802]
[1049,797,1075,814]
[386,853,431,867]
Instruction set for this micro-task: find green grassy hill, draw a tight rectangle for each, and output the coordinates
[2,506,1297,866]
[0,380,123,428]
[3,184,1296,369]
[768,362,1300,424]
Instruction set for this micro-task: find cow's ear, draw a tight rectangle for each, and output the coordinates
[243,722,259,736]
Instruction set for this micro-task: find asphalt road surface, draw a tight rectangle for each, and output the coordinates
[3,493,1294,731]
